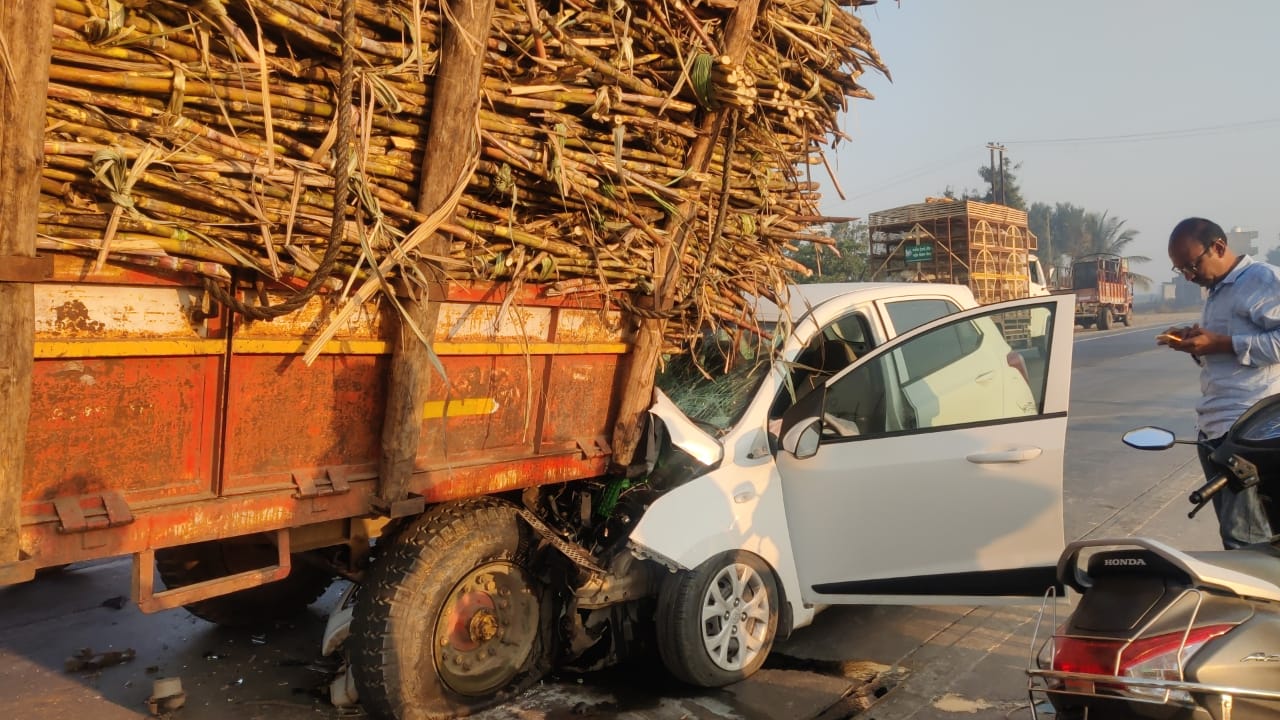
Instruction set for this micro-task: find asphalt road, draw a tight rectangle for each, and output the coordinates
[0,310,1209,720]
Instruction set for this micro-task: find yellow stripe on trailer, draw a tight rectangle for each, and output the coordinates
[35,338,630,358]
[230,339,391,355]
[232,339,628,356]
[422,398,498,419]
[34,338,225,358]
[435,341,629,356]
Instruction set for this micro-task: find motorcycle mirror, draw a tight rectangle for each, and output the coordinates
[1122,426,1176,450]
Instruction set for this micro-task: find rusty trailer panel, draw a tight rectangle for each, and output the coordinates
[12,265,632,581]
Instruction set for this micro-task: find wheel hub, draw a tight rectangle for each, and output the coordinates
[434,562,539,697]
[469,609,499,643]
[700,562,770,672]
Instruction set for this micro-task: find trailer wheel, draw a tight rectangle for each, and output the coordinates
[155,540,334,628]
[1078,319,1094,329]
[656,550,779,688]
[348,498,551,720]
[1097,307,1112,330]
[1121,309,1132,327]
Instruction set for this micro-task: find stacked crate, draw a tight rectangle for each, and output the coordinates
[868,199,1038,304]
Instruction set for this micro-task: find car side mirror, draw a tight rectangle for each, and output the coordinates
[1122,426,1176,450]
[782,419,822,459]
[778,385,826,459]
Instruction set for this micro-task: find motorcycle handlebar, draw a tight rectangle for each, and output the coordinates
[1189,474,1229,506]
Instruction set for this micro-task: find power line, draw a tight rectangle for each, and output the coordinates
[841,147,978,201]
[1005,117,1280,146]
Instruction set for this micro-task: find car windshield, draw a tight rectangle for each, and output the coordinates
[657,330,779,434]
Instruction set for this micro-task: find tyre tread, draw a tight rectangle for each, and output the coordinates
[348,497,545,720]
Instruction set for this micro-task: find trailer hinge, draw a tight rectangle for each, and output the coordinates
[291,467,353,499]
[54,491,134,534]
[370,492,426,519]
[0,254,53,282]
[576,436,611,459]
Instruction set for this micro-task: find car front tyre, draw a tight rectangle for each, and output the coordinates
[656,550,779,687]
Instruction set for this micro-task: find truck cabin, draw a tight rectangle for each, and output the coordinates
[1072,256,1129,289]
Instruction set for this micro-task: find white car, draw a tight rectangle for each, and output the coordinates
[632,283,1074,687]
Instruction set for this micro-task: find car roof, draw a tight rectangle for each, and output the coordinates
[748,282,976,324]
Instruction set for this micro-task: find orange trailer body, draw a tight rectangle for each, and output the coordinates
[6,256,629,591]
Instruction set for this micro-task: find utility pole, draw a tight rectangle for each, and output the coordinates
[986,142,1007,205]
[988,143,996,201]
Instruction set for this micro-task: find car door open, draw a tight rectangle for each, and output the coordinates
[775,294,1074,605]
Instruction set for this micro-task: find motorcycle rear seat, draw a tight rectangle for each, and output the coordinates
[1188,543,1280,591]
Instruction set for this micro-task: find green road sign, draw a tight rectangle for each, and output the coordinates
[904,243,933,263]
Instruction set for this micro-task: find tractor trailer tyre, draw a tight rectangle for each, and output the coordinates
[348,498,552,720]
[155,539,334,628]
[1078,318,1094,329]
[1097,307,1112,330]
[656,550,780,688]
[1121,308,1133,327]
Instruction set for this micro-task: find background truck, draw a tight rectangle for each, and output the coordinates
[866,198,1050,349]
[1068,254,1135,329]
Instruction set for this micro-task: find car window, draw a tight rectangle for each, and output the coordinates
[883,298,959,335]
[898,320,982,381]
[771,311,875,419]
[821,304,1054,439]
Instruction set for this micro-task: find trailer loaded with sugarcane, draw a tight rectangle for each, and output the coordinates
[0,0,888,716]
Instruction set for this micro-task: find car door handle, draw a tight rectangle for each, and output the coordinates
[975,370,995,384]
[966,447,1043,464]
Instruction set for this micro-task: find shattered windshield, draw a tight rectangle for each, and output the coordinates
[656,330,779,434]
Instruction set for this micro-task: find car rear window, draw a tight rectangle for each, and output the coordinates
[883,298,959,334]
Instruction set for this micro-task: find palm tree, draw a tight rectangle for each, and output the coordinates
[1078,211,1153,291]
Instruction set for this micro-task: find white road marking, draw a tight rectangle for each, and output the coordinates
[1074,325,1167,344]
[1074,315,1200,344]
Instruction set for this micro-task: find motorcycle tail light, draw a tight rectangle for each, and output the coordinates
[1049,636,1120,675]
[1047,624,1234,703]
[1117,624,1233,702]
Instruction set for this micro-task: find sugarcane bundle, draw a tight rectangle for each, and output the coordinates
[38,0,886,346]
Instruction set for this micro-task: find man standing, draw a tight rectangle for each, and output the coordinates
[1161,217,1280,548]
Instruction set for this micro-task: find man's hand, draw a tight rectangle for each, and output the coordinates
[1167,324,1233,356]
[1157,325,1193,346]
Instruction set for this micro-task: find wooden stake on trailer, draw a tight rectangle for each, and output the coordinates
[0,0,55,566]
[377,0,496,510]
[610,0,762,470]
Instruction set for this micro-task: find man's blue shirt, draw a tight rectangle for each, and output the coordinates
[1198,255,1280,437]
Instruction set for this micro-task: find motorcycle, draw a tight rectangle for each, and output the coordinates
[1028,393,1280,719]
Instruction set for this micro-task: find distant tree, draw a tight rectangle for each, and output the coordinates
[977,157,1026,210]
[1267,246,1280,266]
[1079,211,1153,291]
[1028,202,1055,267]
[940,157,1027,210]
[1049,202,1089,259]
[1079,211,1143,257]
[791,221,869,283]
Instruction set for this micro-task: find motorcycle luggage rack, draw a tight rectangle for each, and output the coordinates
[1027,579,1280,719]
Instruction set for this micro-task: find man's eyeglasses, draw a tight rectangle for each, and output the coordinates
[1172,248,1211,277]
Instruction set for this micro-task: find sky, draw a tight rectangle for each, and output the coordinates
[823,0,1280,280]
